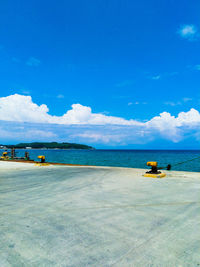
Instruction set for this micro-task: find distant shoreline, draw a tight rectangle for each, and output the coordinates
[0,148,94,150]
[0,142,94,150]
[0,148,199,151]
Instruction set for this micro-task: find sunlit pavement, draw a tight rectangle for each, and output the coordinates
[0,161,200,266]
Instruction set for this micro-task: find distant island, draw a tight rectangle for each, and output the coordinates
[1,142,94,150]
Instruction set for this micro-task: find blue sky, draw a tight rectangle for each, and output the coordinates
[0,0,200,148]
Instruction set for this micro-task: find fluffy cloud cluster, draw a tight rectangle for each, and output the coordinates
[147,109,200,128]
[0,94,141,125]
[178,24,198,40]
[0,94,200,145]
[146,109,200,142]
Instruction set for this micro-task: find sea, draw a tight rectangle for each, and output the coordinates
[14,149,200,172]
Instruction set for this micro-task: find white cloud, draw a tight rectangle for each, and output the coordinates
[26,57,41,67]
[21,90,31,95]
[61,104,142,125]
[176,108,200,126]
[0,94,141,126]
[164,101,182,106]
[147,112,181,142]
[0,126,56,141]
[71,132,124,144]
[178,24,198,40]
[0,94,200,144]
[0,94,51,123]
[183,97,192,102]
[70,127,155,145]
[148,108,200,128]
[151,75,160,80]
[57,94,64,99]
[164,97,193,106]
[146,109,200,142]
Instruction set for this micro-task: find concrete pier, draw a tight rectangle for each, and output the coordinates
[0,161,199,266]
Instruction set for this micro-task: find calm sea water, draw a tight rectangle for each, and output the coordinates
[14,149,200,172]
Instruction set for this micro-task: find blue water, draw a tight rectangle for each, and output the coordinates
[14,149,200,172]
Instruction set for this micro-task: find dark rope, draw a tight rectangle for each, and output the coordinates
[159,155,200,170]
[172,156,200,167]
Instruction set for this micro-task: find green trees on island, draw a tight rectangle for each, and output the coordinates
[4,142,94,150]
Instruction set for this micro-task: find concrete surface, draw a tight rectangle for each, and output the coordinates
[0,161,200,266]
